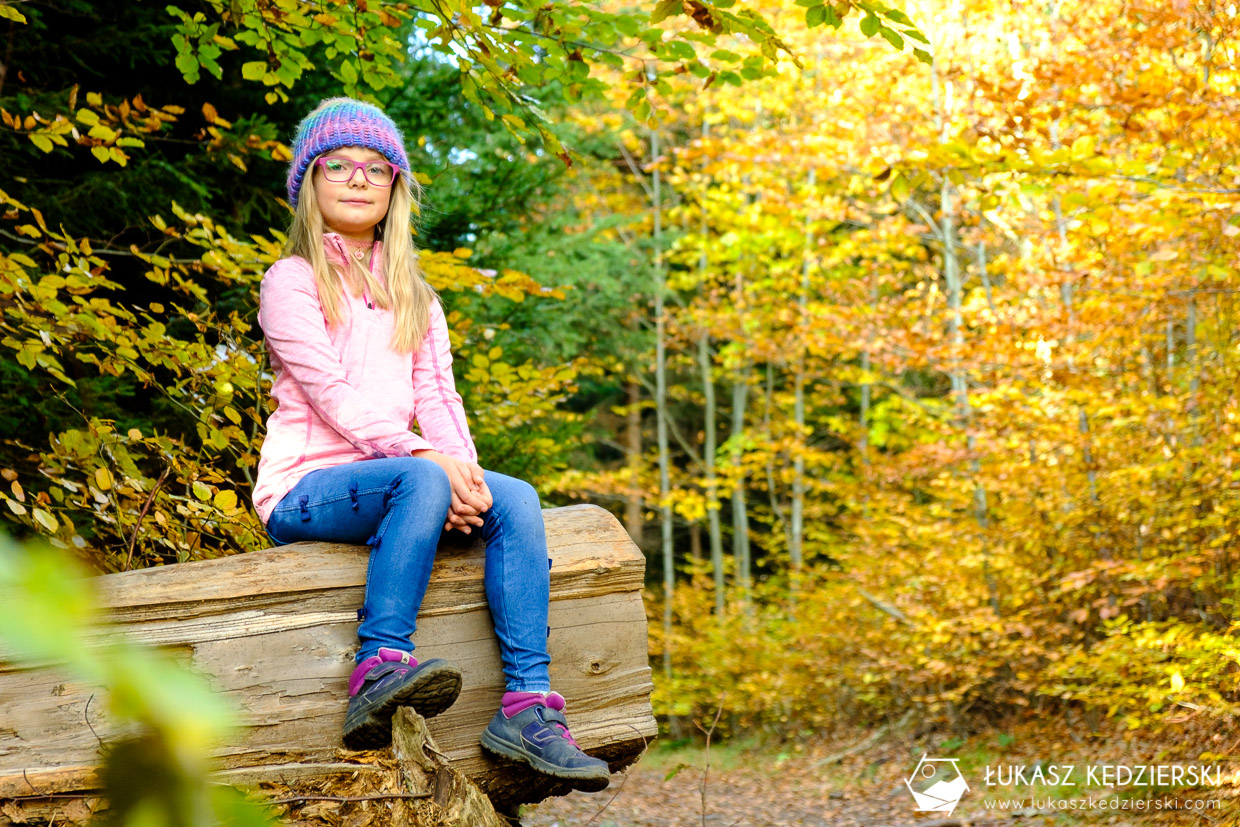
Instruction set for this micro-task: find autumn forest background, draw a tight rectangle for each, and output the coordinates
[2,0,1239,820]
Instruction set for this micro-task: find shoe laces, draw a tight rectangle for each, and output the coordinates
[554,724,580,749]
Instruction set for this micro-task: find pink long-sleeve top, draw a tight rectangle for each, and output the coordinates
[251,232,477,525]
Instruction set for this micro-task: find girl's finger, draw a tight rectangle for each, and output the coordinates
[445,505,477,533]
[450,486,482,516]
[456,483,489,513]
[469,479,492,511]
[446,461,487,512]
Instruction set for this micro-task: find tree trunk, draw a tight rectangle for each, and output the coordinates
[790,166,813,575]
[731,372,751,600]
[699,111,725,616]
[859,270,877,520]
[934,53,999,614]
[625,379,643,546]
[0,505,656,815]
[649,97,675,682]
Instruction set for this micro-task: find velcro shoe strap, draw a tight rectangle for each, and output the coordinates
[361,661,414,688]
[540,706,569,727]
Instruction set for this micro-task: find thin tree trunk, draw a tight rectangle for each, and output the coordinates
[859,272,875,520]
[763,363,788,539]
[731,371,751,601]
[649,92,674,682]
[625,380,643,545]
[1045,0,1112,569]
[698,113,725,616]
[731,169,754,604]
[1187,290,1200,449]
[934,53,999,614]
[790,166,813,575]
[789,52,821,576]
[1049,107,1109,564]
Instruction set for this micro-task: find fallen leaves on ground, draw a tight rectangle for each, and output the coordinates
[524,715,1238,827]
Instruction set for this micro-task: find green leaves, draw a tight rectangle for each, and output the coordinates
[879,27,904,49]
[839,4,930,63]
[0,539,97,666]
[173,0,400,103]
[805,4,832,28]
[166,7,233,84]
[339,59,359,88]
[0,191,275,567]
[0,539,278,826]
[175,51,199,83]
[241,61,267,81]
[651,0,684,24]
[798,0,925,48]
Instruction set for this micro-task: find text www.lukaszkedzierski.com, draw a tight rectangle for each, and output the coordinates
[983,797,1221,812]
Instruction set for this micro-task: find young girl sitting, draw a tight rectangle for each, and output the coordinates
[251,97,610,792]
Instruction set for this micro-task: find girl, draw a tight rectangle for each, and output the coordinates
[251,97,610,792]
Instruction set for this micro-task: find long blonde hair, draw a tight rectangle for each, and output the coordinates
[286,160,437,353]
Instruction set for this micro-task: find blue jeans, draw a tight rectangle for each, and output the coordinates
[265,457,551,692]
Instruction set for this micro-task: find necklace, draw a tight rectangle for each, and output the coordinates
[341,235,375,261]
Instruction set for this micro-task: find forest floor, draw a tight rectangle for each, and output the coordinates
[521,715,1238,827]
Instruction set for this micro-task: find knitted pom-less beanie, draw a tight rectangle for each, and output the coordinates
[286,97,412,207]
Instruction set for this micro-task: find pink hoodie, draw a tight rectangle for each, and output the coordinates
[251,232,477,525]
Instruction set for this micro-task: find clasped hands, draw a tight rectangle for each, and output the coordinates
[411,449,492,534]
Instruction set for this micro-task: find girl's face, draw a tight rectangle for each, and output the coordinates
[311,145,393,240]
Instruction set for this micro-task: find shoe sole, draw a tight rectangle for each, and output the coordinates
[343,661,463,750]
[480,728,612,792]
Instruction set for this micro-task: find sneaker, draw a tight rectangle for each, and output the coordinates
[342,647,462,750]
[479,691,611,791]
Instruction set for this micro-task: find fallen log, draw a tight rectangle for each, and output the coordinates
[0,504,656,816]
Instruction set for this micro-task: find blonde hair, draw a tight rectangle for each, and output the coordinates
[286,159,437,353]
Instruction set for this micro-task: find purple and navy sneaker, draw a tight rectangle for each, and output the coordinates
[479,691,611,791]
[343,647,462,750]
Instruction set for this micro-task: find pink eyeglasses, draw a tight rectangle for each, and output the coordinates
[315,156,399,186]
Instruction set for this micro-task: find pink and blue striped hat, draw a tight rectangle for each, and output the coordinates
[286,97,412,207]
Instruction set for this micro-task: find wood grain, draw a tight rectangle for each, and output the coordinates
[0,504,656,811]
